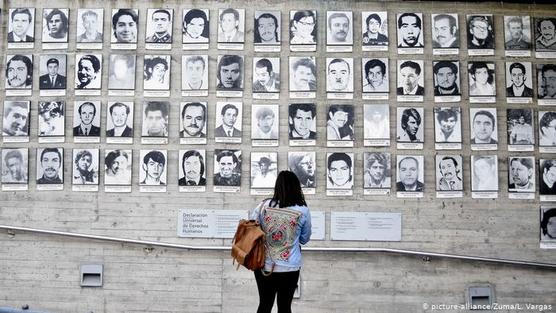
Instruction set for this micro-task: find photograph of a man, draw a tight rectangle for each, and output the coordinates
[106,102,133,137]
[539,64,556,99]
[362,12,388,46]
[289,103,316,140]
[535,17,556,51]
[38,101,64,137]
[77,9,103,43]
[327,58,353,92]
[215,103,242,138]
[214,149,241,186]
[396,155,424,192]
[290,10,317,45]
[508,157,535,192]
[111,9,138,43]
[218,8,244,43]
[540,208,556,241]
[397,107,423,143]
[504,16,531,50]
[3,101,29,137]
[179,150,206,186]
[7,8,34,42]
[108,54,136,90]
[182,9,209,43]
[42,8,68,42]
[539,111,556,146]
[471,155,498,191]
[362,58,388,93]
[364,105,389,140]
[467,15,494,49]
[432,14,459,48]
[216,55,243,90]
[251,153,278,188]
[142,101,169,137]
[397,13,423,48]
[288,151,315,188]
[434,107,461,143]
[253,58,280,93]
[180,102,206,138]
[468,61,496,96]
[506,62,533,97]
[436,155,463,191]
[252,105,278,140]
[1,149,28,184]
[327,152,354,189]
[182,55,208,90]
[364,152,391,189]
[433,61,460,96]
[540,159,556,195]
[470,109,498,144]
[36,148,63,184]
[327,11,352,44]
[254,11,280,44]
[39,56,66,90]
[397,60,424,95]
[327,105,354,140]
[143,55,170,90]
[146,9,172,43]
[289,57,317,91]
[73,101,101,137]
[5,54,33,89]
[140,150,166,186]
[104,149,131,185]
[72,149,98,185]
[508,109,533,145]
[75,54,101,89]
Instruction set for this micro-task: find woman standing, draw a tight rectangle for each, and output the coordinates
[249,170,312,313]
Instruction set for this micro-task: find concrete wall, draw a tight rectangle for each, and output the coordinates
[0,0,555,312]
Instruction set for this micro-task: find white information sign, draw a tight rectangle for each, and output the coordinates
[177,209,247,239]
[330,212,401,241]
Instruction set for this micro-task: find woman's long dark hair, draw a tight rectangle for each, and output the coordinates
[271,170,307,208]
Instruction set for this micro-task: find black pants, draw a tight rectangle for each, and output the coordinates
[254,269,300,313]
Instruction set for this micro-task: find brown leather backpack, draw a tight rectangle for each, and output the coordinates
[231,219,265,271]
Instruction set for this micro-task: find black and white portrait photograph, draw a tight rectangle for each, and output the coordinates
[3,101,30,137]
[36,147,63,185]
[397,60,424,96]
[540,159,556,195]
[253,57,280,93]
[180,101,207,140]
[397,13,424,49]
[467,15,495,51]
[364,152,391,189]
[433,61,461,97]
[290,10,317,46]
[76,9,103,43]
[504,16,531,51]
[182,55,208,91]
[73,101,101,138]
[7,8,35,44]
[326,11,353,46]
[106,101,134,138]
[535,17,556,53]
[327,104,354,141]
[396,155,424,192]
[108,54,136,90]
[5,54,33,90]
[506,62,533,98]
[252,105,279,140]
[214,102,242,141]
[111,9,138,44]
[539,111,556,147]
[362,58,388,93]
[362,11,388,48]
[434,107,462,144]
[213,149,242,187]
[326,58,353,93]
[507,109,534,146]
[1,148,28,185]
[431,13,459,49]
[508,156,535,193]
[72,148,99,185]
[435,155,463,191]
[254,11,280,45]
[216,55,244,91]
[143,55,170,90]
[540,207,556,247]
[326,152,354,189]
[139,150,167,186]
[288,103,316,141]
[104,149,132,186]
[142,101,169,137]
[289,57,317,92]
[538,64,556,100]
[468,61,496,97]
[217,8,245,43]
[38,101,64,137]
[179,149,206,187]
[182,9,209,44]
[251,152,278,189]
[75,54,102,89]
[42,8,69,43]
[471,155,498,192]
[39,55,67,90]
[145,9,173,44]
[470,108,498,144]
[397,107,424,143]
[364,104,390,142]
[288,151,316,189]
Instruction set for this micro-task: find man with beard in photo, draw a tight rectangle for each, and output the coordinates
[254,13,279,43]
[37,148,62,184]
[509,157,534,191]
[179,150,206,186]
[180,102,206,138]
[433,61,460,96]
